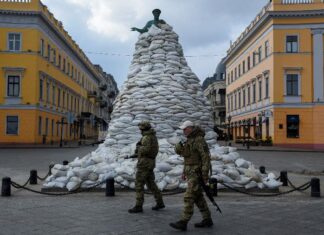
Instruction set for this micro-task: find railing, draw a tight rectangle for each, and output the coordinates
[0,0,32,2]
[281,0,313,4]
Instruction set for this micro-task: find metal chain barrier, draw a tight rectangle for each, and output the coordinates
[219,181,311,197]
[10,180,105,196]
[287,178,310,193]
[37,171,50,181]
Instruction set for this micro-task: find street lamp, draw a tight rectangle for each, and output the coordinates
[227,115,232,146]
[56,117,67,148]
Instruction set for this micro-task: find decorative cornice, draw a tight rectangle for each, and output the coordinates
[0,9,101,84]
[224,9,324,64]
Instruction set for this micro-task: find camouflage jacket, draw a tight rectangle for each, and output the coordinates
[135,129,159,168]
[175,126,211,180]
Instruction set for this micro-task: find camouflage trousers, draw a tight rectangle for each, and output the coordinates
[181,168,211,222]
[135,167,163,207]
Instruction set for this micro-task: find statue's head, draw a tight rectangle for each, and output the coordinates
[152,9,161,18]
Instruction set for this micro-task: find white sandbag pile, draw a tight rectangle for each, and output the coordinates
[44,22,282,191]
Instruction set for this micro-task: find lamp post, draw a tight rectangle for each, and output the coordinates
[227,115,232,146]
[246,119,251,150]
[242,120,246,147]
[56,117,67,148]
[257,112,263,140]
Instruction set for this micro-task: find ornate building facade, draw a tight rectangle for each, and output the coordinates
[0,0,118,144]
[224,0,324,149]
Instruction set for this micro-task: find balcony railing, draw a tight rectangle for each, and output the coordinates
[0,0,32,3]
[281,0,313,3]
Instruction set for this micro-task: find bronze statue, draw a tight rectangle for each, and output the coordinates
[131,9,166,34]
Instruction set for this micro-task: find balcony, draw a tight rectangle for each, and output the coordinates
[99,101,108,108]
[99,84,107,91]
[87,91,97,98]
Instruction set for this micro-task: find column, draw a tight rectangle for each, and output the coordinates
[312,29,324,102]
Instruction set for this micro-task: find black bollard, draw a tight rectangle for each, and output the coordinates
[259,166,266,174]
[280,171,288,186]
[30,170,38,185]
[311,178,321,198]
[63,160,69,166]
[106,178,115,197]
[1,177,11,197]
[209,178,218,197]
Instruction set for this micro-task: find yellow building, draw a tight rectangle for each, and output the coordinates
[0,0,114,144]
[224,0,324,149]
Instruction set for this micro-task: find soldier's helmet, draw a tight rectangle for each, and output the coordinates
[138,121,152,130]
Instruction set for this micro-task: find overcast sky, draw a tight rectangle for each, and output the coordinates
[42,0,269,88]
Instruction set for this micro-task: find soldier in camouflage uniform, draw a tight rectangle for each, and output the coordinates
[128,121,165,213]
[170,120,213,231]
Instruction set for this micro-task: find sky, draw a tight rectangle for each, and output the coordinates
[42,0,269,88]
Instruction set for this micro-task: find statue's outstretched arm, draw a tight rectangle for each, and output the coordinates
[131,21,152,34]
[131,27,146,33]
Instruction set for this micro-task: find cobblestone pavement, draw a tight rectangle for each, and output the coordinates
[1,147,324,234]
[1,191,324,235]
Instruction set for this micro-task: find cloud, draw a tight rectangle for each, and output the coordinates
[42,0,269,86]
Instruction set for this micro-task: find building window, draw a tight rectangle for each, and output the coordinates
[231,95,233,111]
[248,86,251,104]
[258,80,262,101]
[287,115,299,138]
[253,52,256,66]
[238,65,241,77]
[235,68,237,80]
[242,61,246,74]
[6,116,18,135]
[40,39,44,56]
[39,79,43,100]
[45,118,49,136]
[265,40,270,57]
[286,74,298,96]
[38,116,42,135]
[63,91,65,108]
[58,54,61,68]
[67,63,70,75]
[52,49,56,64]
[286,35,298,53]
[252,83,256,103]
[243,89,246,107]
[265,77,269,98]
[51,119,54,136]
[7,75,20,97]
[52,86,56,105]
[47,44,51,61]
[58,88,61,107]
[8,33,21,51]
[238,91,241,109]
[247,56,251,70]
[258,46,262,63]
[231,71,233,83]
[46,82,50,103]
[63,58,66,72]
[234,93,237,110]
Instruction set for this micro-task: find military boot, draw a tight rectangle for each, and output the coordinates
[152,202,165,211]
[194,218,213,228]
[128,206,143,213]
[169,220,187,231]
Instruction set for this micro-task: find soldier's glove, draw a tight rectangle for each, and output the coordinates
[181,173,186,181]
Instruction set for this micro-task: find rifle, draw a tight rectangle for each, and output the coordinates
[198,172,222,214]
[125,154,138,159]
[125,141,141,159]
